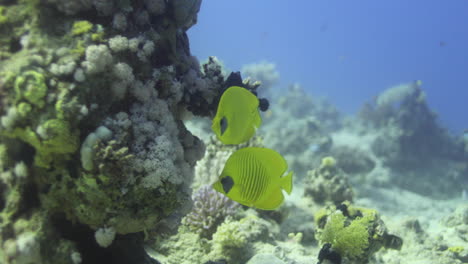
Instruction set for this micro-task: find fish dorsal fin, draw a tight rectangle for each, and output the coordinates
[249,148,288,177]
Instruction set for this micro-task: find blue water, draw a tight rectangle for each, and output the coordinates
[189,0,468,133]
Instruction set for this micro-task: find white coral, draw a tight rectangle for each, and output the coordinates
[50,61,77,76]
[111,62,134,99]
[108,35,129,52]
[80,126,113,171]
[82,45,113,74]
[0,107,19,130]
[14,162,28,179]
[95,227,116,248]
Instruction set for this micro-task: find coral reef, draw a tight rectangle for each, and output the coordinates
[0,0,221,263]
[304,156,354,205]
[0,1,465,263]
[356,81,466,196]
[331,146,376,176]
[260,83,338,179]
[182,185,240,238]
[153,211,274,264]
[315,203,402,264]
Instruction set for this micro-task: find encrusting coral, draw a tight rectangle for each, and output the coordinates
[304,156,354,205]
[0,0,227,263]
[154,210,273,264]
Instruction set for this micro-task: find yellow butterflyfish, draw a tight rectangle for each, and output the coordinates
[212,147,293,210]
[212,86,261,145]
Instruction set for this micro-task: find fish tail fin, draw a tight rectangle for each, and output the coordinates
[281,171,293,195]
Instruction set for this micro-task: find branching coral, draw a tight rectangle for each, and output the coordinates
[183,185,240,238]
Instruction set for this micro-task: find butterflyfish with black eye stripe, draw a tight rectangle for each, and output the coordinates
[212,86,262,145]
[212,147,293,210]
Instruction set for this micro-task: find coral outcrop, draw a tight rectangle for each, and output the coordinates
[0,0,219,263]
[260,83,338,179]
[304,156,354,205]
[182,185,240,238]
[314,203,402,264]
[357,81,466,197]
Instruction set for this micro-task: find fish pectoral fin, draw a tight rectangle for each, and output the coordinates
[252,122,259,132]
[255,189,284,210]
[281,171,293,195]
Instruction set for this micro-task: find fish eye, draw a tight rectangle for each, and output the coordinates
[221,176,234,193]
[220,116,228,135]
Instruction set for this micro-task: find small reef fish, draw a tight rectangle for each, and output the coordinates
[212,86,262,145]
[212,147,293,210]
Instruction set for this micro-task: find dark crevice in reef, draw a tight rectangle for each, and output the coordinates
[0,183,6,212]
[9,37,22,53]
[10,141,36,167]
[14,183,40,219]
[52,214,160,264]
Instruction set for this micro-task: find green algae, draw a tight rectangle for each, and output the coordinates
[314,203,400,263]
[14,71,47,108]
[320,210,373,259]
[0,6,7,25]
[71,20,93,36]
[3,118,78,168]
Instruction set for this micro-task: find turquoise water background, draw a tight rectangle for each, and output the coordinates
[189,0,468,133]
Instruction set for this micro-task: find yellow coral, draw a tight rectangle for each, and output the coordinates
[17,102,32,117]
[14,71,48,108]
[314,207,330,227]
[0,6,7,24]
[319,210,373,259]
[448,246,464,254]
[72,20,93,36]
[3,119,78,168]
[321,156,336,168]
[211,218,246,248]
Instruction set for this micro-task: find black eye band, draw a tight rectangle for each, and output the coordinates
[220,117,228,135]
[221,176,234,193]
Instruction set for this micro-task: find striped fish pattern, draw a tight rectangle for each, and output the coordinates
[212,147,293,210]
